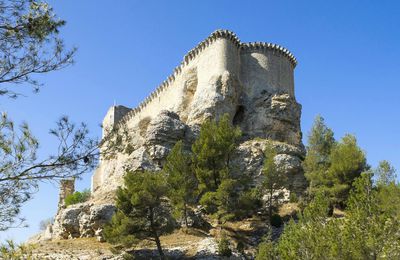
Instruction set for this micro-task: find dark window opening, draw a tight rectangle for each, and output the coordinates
[233,105,245,126]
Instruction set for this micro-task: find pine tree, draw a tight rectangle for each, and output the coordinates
[164,140,197,227]
[192,114,259,221]
[104,171,174,258]
[328,134,367,206]
[303,115,335,197]
[260,172,400,259]
[375,160,396,186]
[304,116,367,207]
[262,144,287,219]
[192,114,241,193]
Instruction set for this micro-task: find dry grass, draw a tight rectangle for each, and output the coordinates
[31,229,211,258]
[31,238,114,258]
[133,228,209,257]
[279,202,299,218]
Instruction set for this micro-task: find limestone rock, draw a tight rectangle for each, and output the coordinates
[51,203,115,239]
[231,139,306,193]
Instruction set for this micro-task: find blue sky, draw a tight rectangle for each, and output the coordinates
[1,0,399,243]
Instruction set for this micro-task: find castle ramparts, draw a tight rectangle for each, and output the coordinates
[102,29,298,135]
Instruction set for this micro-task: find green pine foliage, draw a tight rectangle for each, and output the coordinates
[103,171,174,258]
[262,144,287,219]
[217,234,232,257]
[327,134,367,206]
[304,116,367,207]
[64,189,91,206]
[255,236,278,260]
[375,160,397,186]
[192,114,241,193]
[164,140,197,227]
[192,114,260,221]
[256,172,400,259]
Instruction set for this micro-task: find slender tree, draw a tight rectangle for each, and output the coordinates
[104,171,174,258]
[192,114,241,193]
[375,160,396,186]
[262,144,287,219]
[164,140,197,227]
[304,116,367,207]
[328,134,367,206]
[303,115,335,196]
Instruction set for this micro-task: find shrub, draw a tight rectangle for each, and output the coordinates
[218,235,232,257]
[256,239,277,260]
[64,189,91,206]
[289,192,298,203]
[199,191,218,214]
[270,214,283,228]
[236,241,245,254]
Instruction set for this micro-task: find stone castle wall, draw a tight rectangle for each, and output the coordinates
[91,30,303,197]
[101,30,296,135]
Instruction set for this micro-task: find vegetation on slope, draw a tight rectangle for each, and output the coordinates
[64,189,91,207]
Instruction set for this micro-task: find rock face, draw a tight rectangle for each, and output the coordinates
[51,203,116,239]
[48,29,306,241]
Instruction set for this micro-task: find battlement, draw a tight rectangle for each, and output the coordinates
[104,29,297,135]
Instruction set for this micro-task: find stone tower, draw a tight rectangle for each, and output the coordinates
[58,179,75,210]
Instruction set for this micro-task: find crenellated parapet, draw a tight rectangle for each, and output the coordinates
[108,29,297,133]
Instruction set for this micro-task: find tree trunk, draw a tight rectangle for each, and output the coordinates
[149,207,165,259]
[213,167,218,190]
[184,203,188,228]
[154,233,164,259]
[269,188,273,219]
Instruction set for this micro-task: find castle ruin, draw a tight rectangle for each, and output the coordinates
[51,30,306,240]
[91,29,303,199]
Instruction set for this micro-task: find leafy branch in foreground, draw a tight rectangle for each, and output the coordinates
[0,239,35,260]
[0,0,76,98]
[0,114,99,231]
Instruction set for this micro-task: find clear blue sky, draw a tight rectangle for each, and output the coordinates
[1,0,399,243]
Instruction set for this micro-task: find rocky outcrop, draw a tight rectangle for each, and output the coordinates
[231,139,306,194]
[51,203,116,239]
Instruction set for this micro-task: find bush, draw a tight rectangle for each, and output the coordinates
[64,189,91,206]
[236,241,245,254]
[218,235,232,257]
[256,239,277,260]
[289,192,298,203]
[199,191,218,214]
[270,214,283,228]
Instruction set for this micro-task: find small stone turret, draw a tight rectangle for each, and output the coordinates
[102,105,131,136]
[58,179,75,210]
